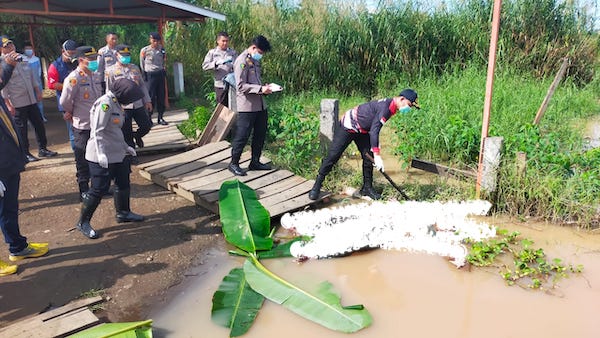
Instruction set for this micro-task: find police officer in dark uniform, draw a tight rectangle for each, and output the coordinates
[140,32,167,125]
[228,35,273,176]
[308,89,420,201]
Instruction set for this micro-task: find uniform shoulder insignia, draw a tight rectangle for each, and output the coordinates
[79,70,85,76]
[112,97,118,103]
[70,78,77,86]
[101,103,110,112]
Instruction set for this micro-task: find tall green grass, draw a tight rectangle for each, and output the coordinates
[173,0,598,97]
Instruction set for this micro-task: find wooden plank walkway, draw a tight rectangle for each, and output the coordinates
[135,109,192,155]
[0,296,103,338]
[138,140,330,218]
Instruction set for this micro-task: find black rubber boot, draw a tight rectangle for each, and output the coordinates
[308,174,325,200]
[248,155,272,171]
[77,193,101,239]
[228,152,246,176]
[359,165,382,200]
[114,187,145,223]
[78,181,89,202]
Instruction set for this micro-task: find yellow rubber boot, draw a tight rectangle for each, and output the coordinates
[0,260,17,276]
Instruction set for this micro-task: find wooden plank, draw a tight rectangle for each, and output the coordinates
[267,191,331,218]
[0,296,103,338]
[157,148,233,187]
[143,141,230,175]
[411,158,476,180]
[31,308,100,338]
[199,165,278,203]
[533,57,569,125]
[255,176,306,199]
[176,154,270,190]
[259,180,315,208]
[197,104,236,146]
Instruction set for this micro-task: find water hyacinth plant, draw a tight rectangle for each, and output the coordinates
[211,180,372,337]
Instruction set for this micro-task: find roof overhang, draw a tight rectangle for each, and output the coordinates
[0,0,226,26]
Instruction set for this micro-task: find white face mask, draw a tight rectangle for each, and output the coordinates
[24,49,33,57]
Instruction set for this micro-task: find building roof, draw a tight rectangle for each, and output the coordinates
[0,0,226,26]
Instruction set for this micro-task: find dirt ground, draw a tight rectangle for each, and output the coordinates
[0,99,224,327]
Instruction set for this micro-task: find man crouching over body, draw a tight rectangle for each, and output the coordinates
[76,78,145,239]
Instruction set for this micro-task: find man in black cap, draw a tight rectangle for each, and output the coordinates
[0,35,57,162]
[76,78,145,239]
[140,32,167,125]
[105,44,152,148]
[308,89,420,201]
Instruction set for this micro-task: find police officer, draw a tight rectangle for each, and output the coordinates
[48,39,78,150]
[97,32,119,93]
[308,89,420,201]
[228,35,273,176]
[140,32,167,125]
[59,46,103,198]
[106,44,152,148]
[76,78,145,239]
[0,35,57,162]
[202,31,237,107]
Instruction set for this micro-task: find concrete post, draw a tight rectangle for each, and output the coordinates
[319,99,339,152]
[481,136,504,193]
[173,62,184,98]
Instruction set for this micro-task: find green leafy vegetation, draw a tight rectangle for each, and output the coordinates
[466,229,583,289]
[212,180,372,336]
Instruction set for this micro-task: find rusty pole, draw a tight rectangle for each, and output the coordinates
[476,0,502,199]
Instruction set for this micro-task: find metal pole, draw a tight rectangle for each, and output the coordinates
[476,0,502,199]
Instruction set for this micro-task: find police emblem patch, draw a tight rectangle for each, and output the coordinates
[83,92,90,99]
[70,78,77,86]
[101,103,109,112]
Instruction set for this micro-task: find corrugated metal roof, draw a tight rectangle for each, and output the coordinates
[0,0,225,25]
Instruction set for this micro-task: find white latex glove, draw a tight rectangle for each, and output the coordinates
[98,154,109,169]
[0,180,5,198]
[373,154,385,172]
[126,146,137,157]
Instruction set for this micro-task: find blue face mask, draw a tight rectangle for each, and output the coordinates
[119,55,131,64]
[399,106,411,114]
[24,49,33,57]
[251,52,263,62]
[87,60,99,72]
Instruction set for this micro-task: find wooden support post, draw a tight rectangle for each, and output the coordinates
[319,99,339,153]
[516,151,527,177]
[476,0,502,199]
[533,57,569,125]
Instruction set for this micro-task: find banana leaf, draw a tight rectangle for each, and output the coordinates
[211,268,265,337]
[219,180,273,253]
[243,258,372,333]
[69,319,153,338]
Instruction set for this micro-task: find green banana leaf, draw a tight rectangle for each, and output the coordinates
[69,320,153,338]
[211,268,265,337]
[219,180,273,253]
[243,258,372,333]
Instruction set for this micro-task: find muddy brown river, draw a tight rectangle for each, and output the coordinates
[150,217,600,338]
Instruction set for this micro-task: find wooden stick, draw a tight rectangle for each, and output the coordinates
[533,57,569,125]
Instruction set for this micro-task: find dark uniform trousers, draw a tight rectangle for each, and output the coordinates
[88,159,131,199]
[318,123,375,177]
[231,110,268,164]
[0,173,27,253]
[122,106,152,148]
[14,103,47,153]
[215,86,228,107]
[73,128,91,193]
[147,71,166,120]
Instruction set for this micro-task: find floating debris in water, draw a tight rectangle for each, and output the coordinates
[280,200,495,267]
